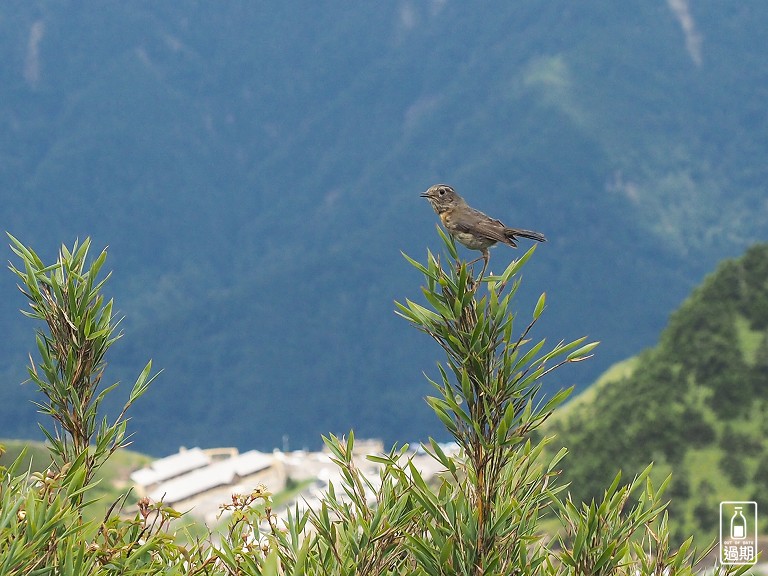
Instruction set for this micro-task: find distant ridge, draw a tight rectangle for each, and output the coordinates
[2,3,767,454]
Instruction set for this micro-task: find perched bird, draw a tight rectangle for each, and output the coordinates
[420,184,546,277]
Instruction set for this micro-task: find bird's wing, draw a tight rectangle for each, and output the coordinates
[449,208,513,245]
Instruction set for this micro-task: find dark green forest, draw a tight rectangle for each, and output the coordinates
[548,244,768,542]
[1,3,767,454]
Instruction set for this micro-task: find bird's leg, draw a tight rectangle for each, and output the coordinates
[466,255,484,266]
[477,249,490,281]
[459,255,479,275]
[465,250,490,282]
[463,254,482,283]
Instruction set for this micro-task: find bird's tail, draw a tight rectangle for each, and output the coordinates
[506,228,547,243]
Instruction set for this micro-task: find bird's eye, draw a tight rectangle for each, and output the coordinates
[439,188,445,195]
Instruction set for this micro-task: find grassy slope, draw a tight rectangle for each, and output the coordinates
[0,438,152,524]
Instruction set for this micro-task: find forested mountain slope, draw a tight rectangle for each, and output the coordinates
[1,3,766,453]
[547,244,768,541]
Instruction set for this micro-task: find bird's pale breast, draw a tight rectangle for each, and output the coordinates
[452,231,496,250]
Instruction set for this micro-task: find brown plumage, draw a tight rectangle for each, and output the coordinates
[420,184,545,276]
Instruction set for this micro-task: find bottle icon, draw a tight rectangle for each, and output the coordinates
[731,506,747,539]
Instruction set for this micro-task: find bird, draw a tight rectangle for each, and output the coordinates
[420,184,546,277]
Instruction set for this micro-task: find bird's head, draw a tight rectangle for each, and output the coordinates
[420,184,462,213]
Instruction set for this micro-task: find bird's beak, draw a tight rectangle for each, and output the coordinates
[420,192,430,198]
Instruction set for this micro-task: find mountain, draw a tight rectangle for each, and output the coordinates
[0,3,766,454]
[545,243,768,542]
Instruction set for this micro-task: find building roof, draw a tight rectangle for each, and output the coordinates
[148,450,273,504]
[130,447,210,487]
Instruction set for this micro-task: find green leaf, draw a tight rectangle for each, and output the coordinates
[426,396,458,433]
[566,340,600,362]
[401,250,433,278]
[533,291,546,319]
[422,287,455,319]
[436,224,459,260]
[498,244,537,283]
[509,338,546,373]
[406,299,443,325]
[537,336,588,364]
[547,446,569,472]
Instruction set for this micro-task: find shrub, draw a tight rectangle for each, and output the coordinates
[0,232,751,575]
